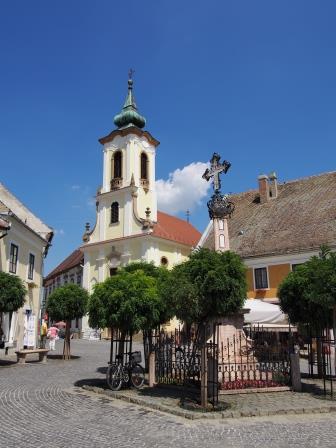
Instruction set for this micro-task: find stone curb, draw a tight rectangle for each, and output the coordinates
[81,385,336,420]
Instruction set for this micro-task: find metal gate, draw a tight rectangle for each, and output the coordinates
[300,327,336,398]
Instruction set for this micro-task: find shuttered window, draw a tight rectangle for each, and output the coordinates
[254,267,268,289]
[9,243,19,274]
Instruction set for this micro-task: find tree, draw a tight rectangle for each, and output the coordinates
[0,271,27,313]
[46,284,89,360]
[162,248,247,325]
[278,250,336,331]
[123,262,173,327]
[88,268,165,333]
[0,272,26,338]
[278,248,336,376]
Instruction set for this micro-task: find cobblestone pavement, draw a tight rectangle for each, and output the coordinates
[1,339,336,448]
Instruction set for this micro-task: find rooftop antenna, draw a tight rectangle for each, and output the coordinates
[186,209,190,223]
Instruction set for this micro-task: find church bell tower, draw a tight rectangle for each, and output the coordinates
[83,73,160,246]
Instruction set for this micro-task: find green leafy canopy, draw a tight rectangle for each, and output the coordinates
[46,284,89,322]
[162,248,247,324]
[278,248,336,329]
[0,271,27,313]
[88,265,171,333]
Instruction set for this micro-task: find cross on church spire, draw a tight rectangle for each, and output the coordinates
[202,153,231,193]
[128,68,135,80]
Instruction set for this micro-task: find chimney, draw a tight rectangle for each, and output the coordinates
[258,174,270,203]
[269,171,278,199]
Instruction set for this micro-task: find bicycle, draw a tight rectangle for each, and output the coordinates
[106,351,145,391]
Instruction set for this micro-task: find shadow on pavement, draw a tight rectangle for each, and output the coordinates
[74,378,107,388]
[47,354,80,360]
[0,359,18,366]
[96,366,108,374]
[138,385,199,401]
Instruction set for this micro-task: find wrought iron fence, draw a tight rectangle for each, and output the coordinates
[298,326,336,398]
[109,328,133,366]
[154,327,201,385]
[217,326,291,391]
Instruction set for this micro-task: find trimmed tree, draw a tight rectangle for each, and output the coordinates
[0,272,26,340]
[278,248,336,331]
[88,268,163,333]
[162,248,247,326]
[46,284,89,359]
[88,266,170,366]
[278,247,336,375]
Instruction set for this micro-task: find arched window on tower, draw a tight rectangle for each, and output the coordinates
[111,202,119,224]
[113,151,122,179]
[140,153,148,180]
[140,153,149,192]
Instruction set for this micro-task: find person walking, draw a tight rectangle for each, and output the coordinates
[40,320,48,348]
[47,325,59,351]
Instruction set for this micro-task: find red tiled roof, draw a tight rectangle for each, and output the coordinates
[44,249,83,283]
[153,211,201,247]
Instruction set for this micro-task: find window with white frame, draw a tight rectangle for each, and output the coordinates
[9,243,19,274]
[28,253,35,280]
[254,267,268,289]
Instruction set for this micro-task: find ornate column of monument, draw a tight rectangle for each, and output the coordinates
[202,153,234,251]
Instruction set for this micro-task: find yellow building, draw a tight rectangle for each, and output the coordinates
[199,171,336,303]
[0,183,53,353]
[80,76,200,336]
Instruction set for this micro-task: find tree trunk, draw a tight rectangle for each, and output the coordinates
[316,337,323,378]
[63,320,71,360]
[143,329,153,373]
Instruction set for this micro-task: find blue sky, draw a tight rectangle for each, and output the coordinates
[1,0,335,274]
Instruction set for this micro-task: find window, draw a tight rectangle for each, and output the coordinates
[9,243,19,274]
[70,275,75,284]
[254,267,268,289]
[219,235,225,248]
[76,274,82,285]
[110,268,118,276]
[113,151,122,179]
[111,202,119,223]
[28,253,35,280]
[140,153,148,180]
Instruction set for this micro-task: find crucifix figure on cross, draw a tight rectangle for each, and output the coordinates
[202,153,231,193]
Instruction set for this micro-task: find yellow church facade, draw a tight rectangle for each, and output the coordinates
[80,77,200,336]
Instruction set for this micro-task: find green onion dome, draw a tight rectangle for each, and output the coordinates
[113,78,146,129]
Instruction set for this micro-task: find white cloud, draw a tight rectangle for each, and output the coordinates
[54,229,65,236]
[156,162,210,214]
[71,185,80,190]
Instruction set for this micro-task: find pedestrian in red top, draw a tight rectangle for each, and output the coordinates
[47,326,59,351]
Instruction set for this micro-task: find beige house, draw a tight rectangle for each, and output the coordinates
[0,183,53,353]
[198,171,336,304]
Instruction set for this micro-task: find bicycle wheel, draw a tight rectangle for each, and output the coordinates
[106,364,123,391]
[130,364,145,389]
